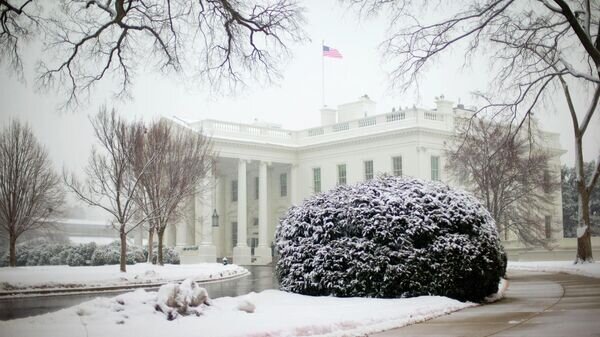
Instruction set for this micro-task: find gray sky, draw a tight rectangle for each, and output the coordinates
[0,0,598,188]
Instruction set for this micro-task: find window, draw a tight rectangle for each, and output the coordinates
[337,164,347,185]
[231,180,238,202]
[543,169,551,193]
[313,168,321,193]
[255,177,259,200]
[364,160,374,180]
[545,216,552,239]
[280,173,288,197]
[392,156,402,176]
[231,222,238,247]
[431,156,440,181]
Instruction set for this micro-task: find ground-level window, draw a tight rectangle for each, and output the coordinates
[280,173,288,197]
[337,164,347,185]
[392,156,402,176]
[545,215,552,239]
[255,177,259,200]
[231,180,238,202]
[313,167,321,193]
[232,221,238,247]
[364,160,374,180]
[431,156,440,181]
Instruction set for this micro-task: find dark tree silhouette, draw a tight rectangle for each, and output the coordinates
[0,120,64,267]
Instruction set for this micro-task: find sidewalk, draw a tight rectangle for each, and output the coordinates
[373,270,600,336]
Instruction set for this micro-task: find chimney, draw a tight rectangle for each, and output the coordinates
[435,95,454,114]
[320,106,337,125]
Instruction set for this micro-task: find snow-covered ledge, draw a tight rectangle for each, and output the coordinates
[0,263,248,293]
[177,246,217,264]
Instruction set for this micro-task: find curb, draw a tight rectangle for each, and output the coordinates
[0,270,251,298]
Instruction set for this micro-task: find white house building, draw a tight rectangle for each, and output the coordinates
[163,95,566,265]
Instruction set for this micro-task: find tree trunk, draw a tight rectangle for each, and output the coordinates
[147,228,155,264]
[157,229,165,266]
[9,234,16,267]
[120,228,127,272]
[576,188,593,263]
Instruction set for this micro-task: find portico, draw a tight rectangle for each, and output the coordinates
[171,155,297,265]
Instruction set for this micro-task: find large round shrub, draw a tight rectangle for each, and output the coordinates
[275,176,506,302]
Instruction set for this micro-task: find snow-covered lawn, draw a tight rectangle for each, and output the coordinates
[508,261,600,279]
[0,263,248,291]
[0,288,478,337]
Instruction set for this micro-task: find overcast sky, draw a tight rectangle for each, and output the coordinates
[0,1,598,199]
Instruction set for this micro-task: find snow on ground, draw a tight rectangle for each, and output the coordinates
[508,261,600,279]
[0,263,248,291]
[0,287,476,337]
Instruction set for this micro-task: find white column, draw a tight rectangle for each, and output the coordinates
[233,159,251,265]
[255,161,272,264]
[197,173,217,262]
[290,163,299,205]
[214,175,225,258]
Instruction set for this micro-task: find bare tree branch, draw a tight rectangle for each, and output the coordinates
[34,0,306,109]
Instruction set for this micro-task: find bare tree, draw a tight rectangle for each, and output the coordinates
[132,119,213,265]
[64,108,155,272]
[0,120,64,267]
[32,0,306,108]
[347,0,600,262]
[447,116,560,247]
[0,0,42,76]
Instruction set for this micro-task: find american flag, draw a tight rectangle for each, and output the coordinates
[323,45,343,58]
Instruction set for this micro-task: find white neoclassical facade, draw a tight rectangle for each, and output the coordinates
[161,96,565,265]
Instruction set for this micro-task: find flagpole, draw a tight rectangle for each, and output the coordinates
[321,40,325,107]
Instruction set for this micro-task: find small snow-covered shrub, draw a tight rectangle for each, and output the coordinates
[70,242,97,264]
[91,241,145,265]
[129,244,146,263]
[155,279,210,320]
[66,251,86,266]
[91,242,123,265]
[147,247,180,265]
[275,176,506,302]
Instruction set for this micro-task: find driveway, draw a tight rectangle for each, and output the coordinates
[373,270,600,337]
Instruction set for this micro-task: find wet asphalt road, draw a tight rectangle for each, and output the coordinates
[0,265,278,321]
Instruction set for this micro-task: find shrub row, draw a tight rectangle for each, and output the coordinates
[1,238,179,267]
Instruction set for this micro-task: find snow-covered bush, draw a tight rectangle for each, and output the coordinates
[155,279,210,320]
[0,239,70,267]
[275,176,506,302]
[1,239,149,267]
[90,241,148,266]
[90,243,122,265]
[147,247,180,265]
[66,251,85,266]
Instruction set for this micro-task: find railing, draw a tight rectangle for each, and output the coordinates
[386,111,406,122]
[203,120,294,139]
[199,109,453,144]
[307,127,325,136]
[358,116,376,127]
[424,111,443,121]
[332,122,350,132]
